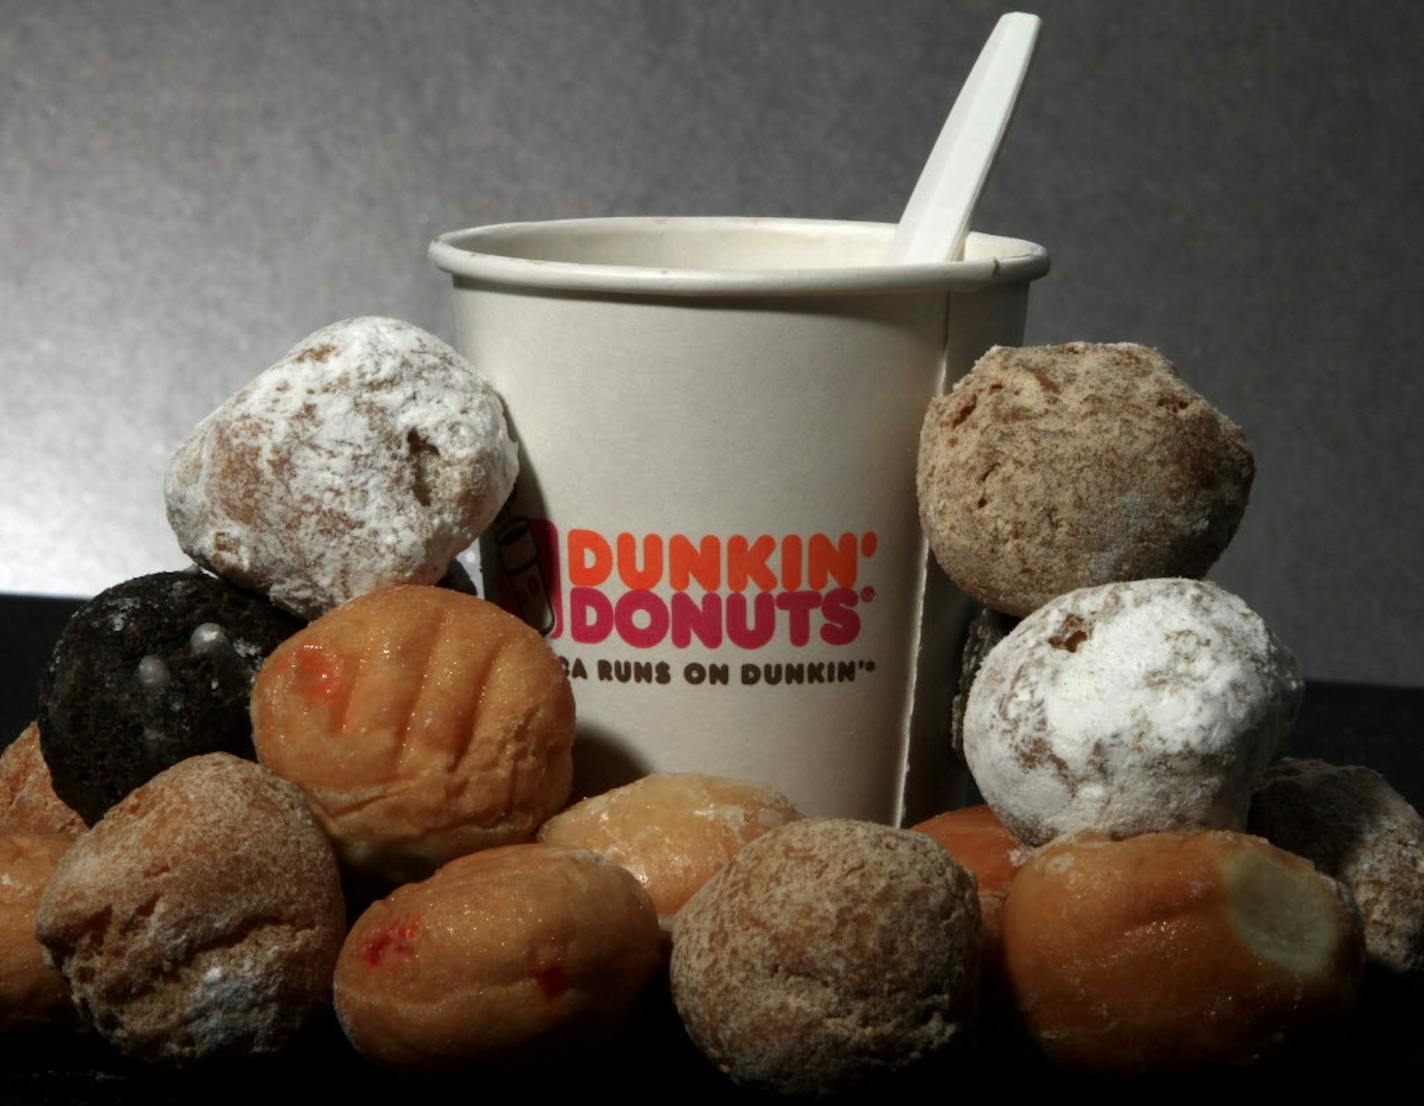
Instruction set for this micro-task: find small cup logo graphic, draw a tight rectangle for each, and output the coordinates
[494,514,556,635]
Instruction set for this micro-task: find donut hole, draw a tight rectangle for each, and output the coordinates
[916,344,1255,616]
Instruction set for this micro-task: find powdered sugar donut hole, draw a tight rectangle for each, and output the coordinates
[165,316,518,620]
[963,578,1303,846]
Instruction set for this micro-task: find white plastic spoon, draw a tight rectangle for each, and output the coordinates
[884,12,1041,265]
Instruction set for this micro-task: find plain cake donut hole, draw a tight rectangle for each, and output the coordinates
[1250,757,1424,977]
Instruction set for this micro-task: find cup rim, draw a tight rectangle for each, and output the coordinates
[429,215,1049,297]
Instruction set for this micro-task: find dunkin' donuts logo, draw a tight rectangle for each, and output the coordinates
[494,518,877,651]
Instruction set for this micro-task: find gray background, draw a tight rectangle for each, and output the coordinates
[2,0,1420,686]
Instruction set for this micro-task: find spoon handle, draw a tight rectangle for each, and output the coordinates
[885,12,1041,265]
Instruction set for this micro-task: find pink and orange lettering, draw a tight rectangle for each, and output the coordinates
[499,523,877,651]
[568,529,612,587]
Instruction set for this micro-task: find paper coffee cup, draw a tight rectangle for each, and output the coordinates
[430,217,1048,823]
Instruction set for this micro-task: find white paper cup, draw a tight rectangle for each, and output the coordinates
[430,217,1048,823]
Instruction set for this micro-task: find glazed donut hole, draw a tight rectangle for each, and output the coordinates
[911,803,1022,901]
[0,832,76,1033]
[537,772,802,924]
[333,843,662,1072]
[0,724,84,837]
[251,585,575,885]
[999,831,1363,1074]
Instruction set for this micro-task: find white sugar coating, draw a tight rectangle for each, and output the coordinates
[164,316,518,620]
[963,578,1303,846]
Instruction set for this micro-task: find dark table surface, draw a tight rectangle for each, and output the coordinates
[3,593,1423,1099]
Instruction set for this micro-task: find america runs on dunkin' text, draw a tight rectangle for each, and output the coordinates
[555,655,878,687]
